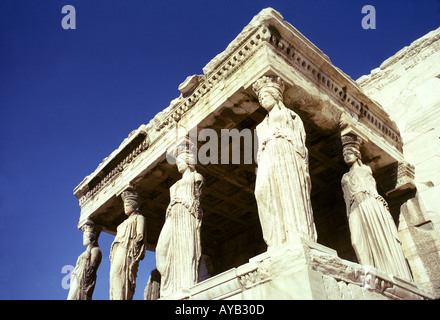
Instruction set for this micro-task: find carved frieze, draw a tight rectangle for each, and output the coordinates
[362,266,394,294]
[238,265,271,289]
[77,131,150,207]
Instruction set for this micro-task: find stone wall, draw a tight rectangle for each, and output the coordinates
[357,27,440,233]
[357,27,440,296]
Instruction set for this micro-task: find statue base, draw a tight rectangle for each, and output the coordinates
[161,238,434,300]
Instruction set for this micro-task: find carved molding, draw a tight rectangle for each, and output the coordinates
[238,264,271,289]
[78,134,150,207]
[362,266,394,294]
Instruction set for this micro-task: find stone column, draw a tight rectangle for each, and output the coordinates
[67,219,102,300]
[109,187,147,300]
[340,134,413,281]
[251,75,317,248]
[385,162,440,298]
[144,269,161,300]
[155,137,204,298]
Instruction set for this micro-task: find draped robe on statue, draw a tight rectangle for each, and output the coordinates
[254,102,317,248]
[67,246,102,300]
[156,171,203,297]
[341,163,412,280]
[109,213,147,300]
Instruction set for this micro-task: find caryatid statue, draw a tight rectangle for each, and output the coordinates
[156,138,204,297]
[67,219,102,300]
[252,75,317,248]
[341,134,412,280]
[109,187,147,300]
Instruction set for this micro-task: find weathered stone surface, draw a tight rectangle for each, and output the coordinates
[358,26,440,297]
[185,242,434,300]
[357,27,440,223]
[178,75,203,96]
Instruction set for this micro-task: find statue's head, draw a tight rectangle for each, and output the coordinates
[252,76,284,111]
[176,153,196,173]
[121,188,139,216]
[173,136,197,174]
[341,135,362,166]
[81,220,100,247]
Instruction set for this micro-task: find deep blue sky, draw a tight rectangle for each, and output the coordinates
[0,0,439,300]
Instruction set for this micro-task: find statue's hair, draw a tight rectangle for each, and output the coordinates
[81,221,101,241]
[176,152,196,170]
[121,188,138,202]
[258,86,283,103]
[252,75,285,97]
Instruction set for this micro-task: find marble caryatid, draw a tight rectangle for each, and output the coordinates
[156,138,204,297]
[341,134,413,280]
[67,219,102,300]
[109,187,147,300]
[252,75,317,248]
[144,269,161,300]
